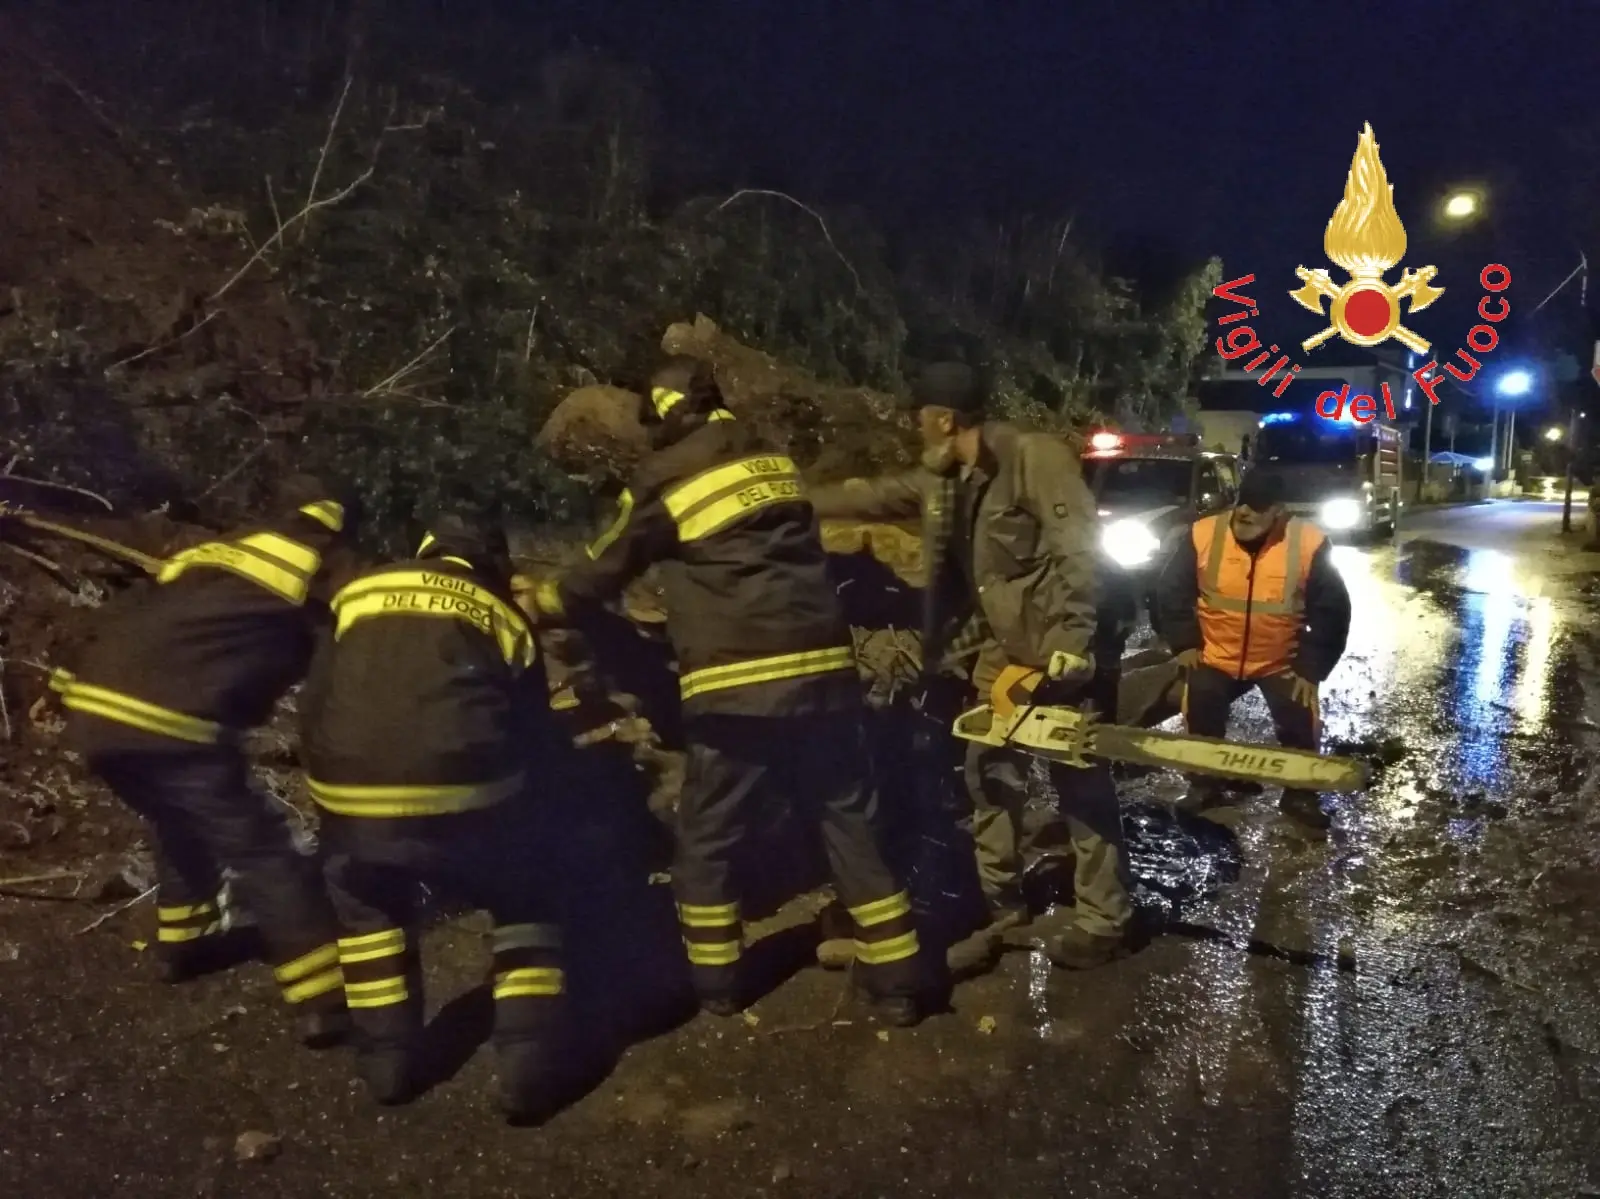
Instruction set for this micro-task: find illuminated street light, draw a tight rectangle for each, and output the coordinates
[1496,369,1533,398]
[1545,426,1563,441]
[1442,191,1480,220]
[1472,457,1494,472]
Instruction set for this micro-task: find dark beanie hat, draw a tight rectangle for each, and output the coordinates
[1237,469,1285,510]
[908,361,986,416]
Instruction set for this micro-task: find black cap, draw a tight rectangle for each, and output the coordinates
[1237,469,1285,511]
[907,361,986,416]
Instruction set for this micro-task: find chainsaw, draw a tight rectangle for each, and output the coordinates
[950,702,1371,792]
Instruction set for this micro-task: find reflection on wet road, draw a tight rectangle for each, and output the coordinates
[961,501,1600,1197]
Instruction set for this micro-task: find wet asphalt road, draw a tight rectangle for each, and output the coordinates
[6,499,1600,1198]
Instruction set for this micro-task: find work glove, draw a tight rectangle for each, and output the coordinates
[512,575,567,626]
[1045,650,1094,684]
[1173,648,1202,670]
[1282,671,1318,709]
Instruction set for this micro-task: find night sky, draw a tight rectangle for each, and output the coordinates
[533,0,1600,353]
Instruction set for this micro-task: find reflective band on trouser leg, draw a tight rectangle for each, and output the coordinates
[51,671,224,746]
[273,942,344,1006]
[308,773,525,819]
[678,646,858,703]
[490,923,565,1001]
[848,890,920,970]
[157,899,223,944]
[338,928,411,1010]
[677,901,742,977]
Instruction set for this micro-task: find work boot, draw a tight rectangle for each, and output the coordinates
[945,902,1029,980]
[868,995,922,1029]
[697,990,743,1018]
[295,1006,352,1050]
[355,1046,417,1106]
[1278,789,1332,831]
[156,928,253,984]
[1175,782,1227,814]
[1046,923,1132,971]
[498,1038,562,1126]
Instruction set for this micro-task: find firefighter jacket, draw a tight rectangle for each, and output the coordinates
[299,546,546,818]
[553,413,859,720]
[808,422,1103,681]
[55,502,353,755]
[1155,513,1352,682]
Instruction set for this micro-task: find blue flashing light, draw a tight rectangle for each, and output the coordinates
[1259,412,1297,426]
[1497,369,1533,398]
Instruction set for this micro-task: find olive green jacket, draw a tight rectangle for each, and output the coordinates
[810,422,1101,681]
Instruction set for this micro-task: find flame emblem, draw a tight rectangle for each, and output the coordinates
[1289,123,1444,353]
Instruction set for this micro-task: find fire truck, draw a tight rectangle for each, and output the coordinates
[1251,410,1404,539]
[1081,430,1241,627]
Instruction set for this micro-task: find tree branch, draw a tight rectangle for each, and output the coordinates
[360,327,456,401]
[298,75,353,245]
[712,189,866,296]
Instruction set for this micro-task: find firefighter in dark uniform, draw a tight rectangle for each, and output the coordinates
[299,511,565,1121]
[529,357,922,1027]
[51,476,357,1047]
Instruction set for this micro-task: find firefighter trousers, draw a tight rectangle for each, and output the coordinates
[674,712,920,1001]
[91,746,344,1012]
[319,806,564,1082]
[1182,665,1321,800]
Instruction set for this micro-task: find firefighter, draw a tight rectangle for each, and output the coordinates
[51,476,357,1047]
[298,511,565,1121]
[1154,468,1352,830]
[809,362,1135,972]
[528,356,922,1027]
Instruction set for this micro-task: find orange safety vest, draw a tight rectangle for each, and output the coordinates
[1192,513,1325,680]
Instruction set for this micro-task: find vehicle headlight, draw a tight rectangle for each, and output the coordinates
[1320,498,1363,530]
[1101,518,1162,568]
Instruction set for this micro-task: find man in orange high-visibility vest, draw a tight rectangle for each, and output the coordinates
[1155,469,1352,830]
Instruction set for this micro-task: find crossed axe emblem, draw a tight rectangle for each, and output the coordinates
[1289,265,1445,354]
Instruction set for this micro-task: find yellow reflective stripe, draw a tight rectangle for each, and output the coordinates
[298,501,345,532]
[345,978,409,1009]
[492,924,562,953]
[677,902,740,928]
[282,967,344,1004]
[338,929,407,962]
[849,891,912,928]
[417,533,436,555]
[332,569,534,668]
[57,679,224,744]
[855,930,919,965]
[586,489,634,560]
[679,646,856,702]
[158,902,217,922]
[308,773,524,818]
[159,922,222,943]
[493,967,565,999]
[652,386,686,416]
[158,533,318,605]
[706,408,734,422]
[274,943,340,984]
[662,455,805,543]
[662,455,800,516]
[440,555,474,569]
[684,940,742,966]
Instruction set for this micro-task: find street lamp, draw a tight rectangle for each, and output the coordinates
[1545,426,1563,442]
[1442,191,1481,221]
[1498,369,1533,397]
